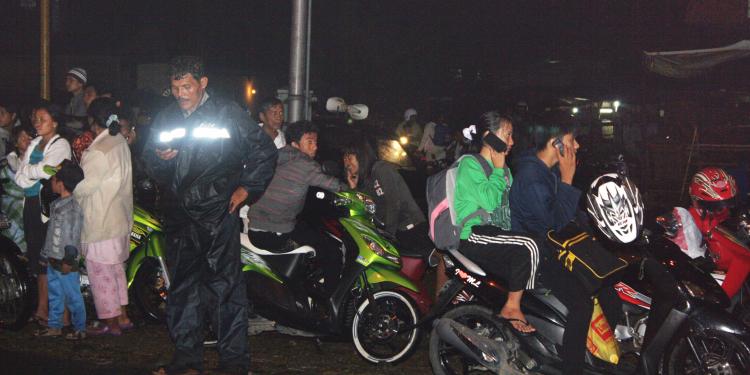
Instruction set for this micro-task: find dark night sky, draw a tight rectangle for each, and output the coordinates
[3,1,748,110]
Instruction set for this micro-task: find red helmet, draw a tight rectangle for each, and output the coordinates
[689,167,737,211]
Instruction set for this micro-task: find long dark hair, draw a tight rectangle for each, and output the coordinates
[342,140,377,188]
[88,97,121,136]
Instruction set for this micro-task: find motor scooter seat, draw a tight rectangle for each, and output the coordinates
[448,249,486,276]
[240,233,316,257]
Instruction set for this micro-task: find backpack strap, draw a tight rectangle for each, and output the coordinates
[471,154,493,178]
[458,209,490,228]
[456,154,493,228]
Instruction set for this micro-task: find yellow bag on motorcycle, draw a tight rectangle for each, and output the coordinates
[547,223,628,294]
[586,298,620,364]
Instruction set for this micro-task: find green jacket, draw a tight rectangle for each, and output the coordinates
[454,155,512,239]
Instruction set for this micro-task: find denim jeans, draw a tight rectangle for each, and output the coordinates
[47,264,86,331]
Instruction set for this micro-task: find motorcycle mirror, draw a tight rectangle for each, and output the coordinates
[326,97,347,113]
[348,104,369,120]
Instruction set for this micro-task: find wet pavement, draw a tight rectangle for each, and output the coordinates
[0,321,432,375]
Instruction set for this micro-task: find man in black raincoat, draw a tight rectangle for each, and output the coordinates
[144,56,277,375]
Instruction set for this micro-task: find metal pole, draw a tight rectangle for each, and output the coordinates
[288,0,308,123]
[304,0,312,120]
[40,0,51,100]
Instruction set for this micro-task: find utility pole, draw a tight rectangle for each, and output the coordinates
[288,0,308,123]
[40,0,51,100]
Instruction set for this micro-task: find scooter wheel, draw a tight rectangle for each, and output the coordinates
[132,258,168,323]
[665,328,750,375]
[351,290,420,364]
[0,246,32,331]
[429,304,516,375]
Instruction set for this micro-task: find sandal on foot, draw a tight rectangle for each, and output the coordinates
[65,330,86,340]
[28,315,48,327]
[502,318,536,336]
[118,321,135,331]
[34,328,62,337]
[86,324,122,336]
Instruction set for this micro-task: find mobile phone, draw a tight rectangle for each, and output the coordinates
[483,132,507,153]
[553,137,564,156]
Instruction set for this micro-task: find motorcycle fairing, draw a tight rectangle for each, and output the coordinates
[126,231,166,289]
[364,264,419,292]
[340,217,400,268]
[241,247,284,284]
[613,281,652,310]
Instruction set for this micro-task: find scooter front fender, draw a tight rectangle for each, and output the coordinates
[126,232,167,288]
[688,305,750,339]
[365,264,419,293]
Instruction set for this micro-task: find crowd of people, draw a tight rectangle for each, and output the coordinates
[3,55,744,375]
[0,54,609,375]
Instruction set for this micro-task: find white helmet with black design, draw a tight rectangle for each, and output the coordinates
[586,173,644,243]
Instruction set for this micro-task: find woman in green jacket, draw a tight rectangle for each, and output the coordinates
[454,112,540,333]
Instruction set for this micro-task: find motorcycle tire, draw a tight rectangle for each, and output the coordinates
[350,289,421,364]
[429,304,521,375]
[0,245,33,331]
[132,257,167,323]
[665,328,750,375]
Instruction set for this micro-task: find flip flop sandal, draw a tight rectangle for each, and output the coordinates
[65,330,86,340]
[86,324,122,336]
[502,318,536,336]
[34,328,62,337]
[118,321,135,331]
[28,315,48,327]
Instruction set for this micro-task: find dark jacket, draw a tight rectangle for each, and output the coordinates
[249,145,345,233]
[143,95,278,231]
[362,161,425,235]
[509,151,581,238]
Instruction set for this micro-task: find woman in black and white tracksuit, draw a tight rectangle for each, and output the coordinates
[454,111,539,334]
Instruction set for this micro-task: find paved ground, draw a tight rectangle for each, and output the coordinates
[0,321,433,375]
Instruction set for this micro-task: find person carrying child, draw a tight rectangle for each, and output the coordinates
[34,160,86,340]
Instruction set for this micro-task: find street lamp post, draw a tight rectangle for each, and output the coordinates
[40,0,50,100]
[288,0,309,123]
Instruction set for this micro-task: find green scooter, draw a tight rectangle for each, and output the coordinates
[242,189,430,364]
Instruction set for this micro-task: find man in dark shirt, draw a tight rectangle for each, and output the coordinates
[510,125,620,375]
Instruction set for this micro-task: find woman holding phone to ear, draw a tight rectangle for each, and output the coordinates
[452,111,540,334]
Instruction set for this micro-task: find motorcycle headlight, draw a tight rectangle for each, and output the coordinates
[363,235,400,265]
[333,196,352,207]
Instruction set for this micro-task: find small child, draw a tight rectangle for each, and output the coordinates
[34,160,86,339]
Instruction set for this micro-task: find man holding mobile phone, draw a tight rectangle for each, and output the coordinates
[509,126,622,374]
[144,56,277,375]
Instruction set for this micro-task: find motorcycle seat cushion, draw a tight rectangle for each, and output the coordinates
[240,234,316,257]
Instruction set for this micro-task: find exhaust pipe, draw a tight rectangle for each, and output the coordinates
[433,318,508,372]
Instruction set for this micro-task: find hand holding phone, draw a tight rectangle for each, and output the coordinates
[483,132,507,153]
[553,137,564,156]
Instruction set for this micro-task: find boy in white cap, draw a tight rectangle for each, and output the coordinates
[65,67,88,128]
